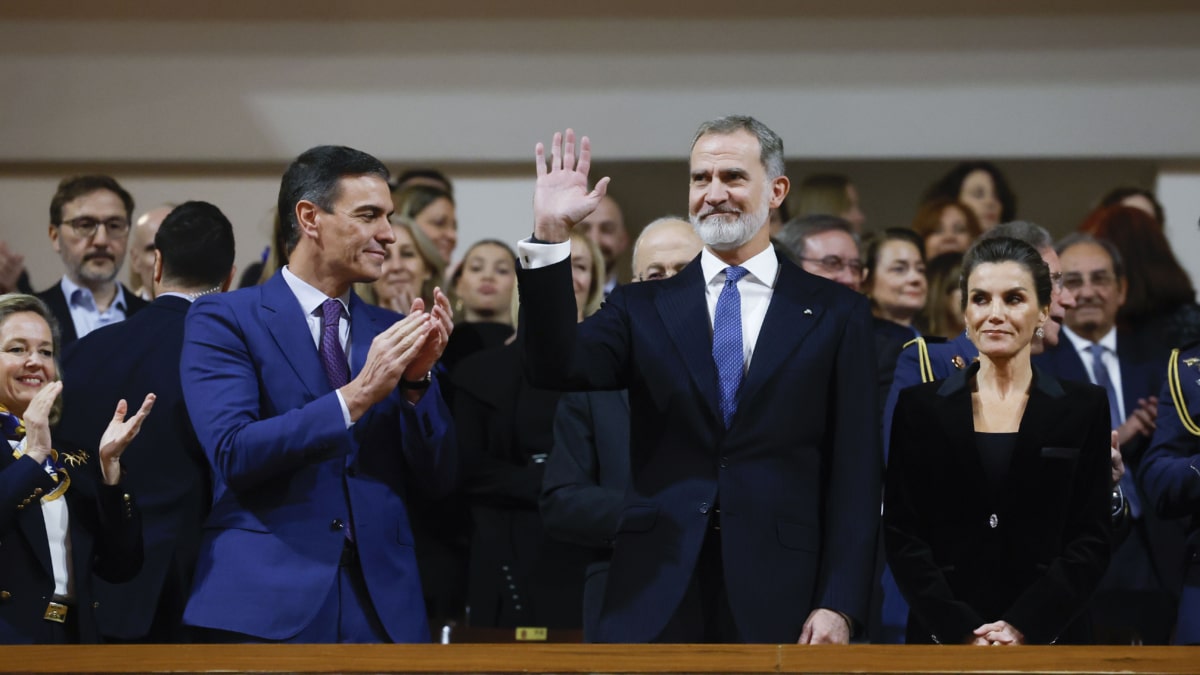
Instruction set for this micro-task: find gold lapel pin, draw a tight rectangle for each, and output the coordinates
[951,355,966,370]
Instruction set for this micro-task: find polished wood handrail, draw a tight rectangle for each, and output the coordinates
[0,644,1196,673]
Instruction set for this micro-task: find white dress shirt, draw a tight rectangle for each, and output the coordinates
[281,266,354,427]
[1062,324,1126,422]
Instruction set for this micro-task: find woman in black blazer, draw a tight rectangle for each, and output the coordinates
[884,237,1112,645]
[0,294,151,643]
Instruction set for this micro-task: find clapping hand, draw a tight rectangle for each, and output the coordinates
[98,394,156,486]
[533,129,611,243]
[20,381,62,465]
[403,287,454,383]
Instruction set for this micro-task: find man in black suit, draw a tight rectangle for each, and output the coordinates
[519,119,881,644]
[58,201,236,642]
[36,175,148,348]
[1034,232,1182,643]
[540,217,704,639]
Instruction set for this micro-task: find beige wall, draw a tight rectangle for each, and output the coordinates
[2,6,1199,289]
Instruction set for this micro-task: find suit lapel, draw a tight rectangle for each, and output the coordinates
[655,261,721,427]
[936,366,986,490]
[739,258,823,414]
[260,274,330,398]
[1005,367,1066,509]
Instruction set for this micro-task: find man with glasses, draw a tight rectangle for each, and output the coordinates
[1036,232,1180,645]
[774,214,863,292]
[36,175,147,348]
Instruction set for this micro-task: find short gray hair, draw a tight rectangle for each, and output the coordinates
[691,115,785,179]
[775,214,856,262]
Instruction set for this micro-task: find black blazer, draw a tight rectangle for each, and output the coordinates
[35,282,148,348]
[58,295,210,641]
[0,445,142,643]
[519,253,881,643]
[884,362,1112,644]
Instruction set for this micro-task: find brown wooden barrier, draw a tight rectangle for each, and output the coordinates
[0,644,1196,674]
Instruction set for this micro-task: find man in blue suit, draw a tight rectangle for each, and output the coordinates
[59,201,236,642]
[518,119,881,644]
[180,146,456,643]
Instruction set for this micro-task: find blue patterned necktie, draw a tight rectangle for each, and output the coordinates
[319,299,350,390]
[713,266,748,429]
[1090,343,1140,518]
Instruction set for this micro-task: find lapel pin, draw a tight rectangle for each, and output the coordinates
[803,308,813,315]
[951,355,966,370]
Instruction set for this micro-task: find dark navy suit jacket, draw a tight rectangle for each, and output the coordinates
[179,273,455,642]
[59,295,209,640]
[518,253,881,643]
[1137,345,1200,644]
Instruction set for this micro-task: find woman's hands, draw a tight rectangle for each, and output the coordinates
[971,620,1025,646]
[19,381,62,465]
[98,393,156,486]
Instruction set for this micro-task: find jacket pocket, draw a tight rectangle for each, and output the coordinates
[1040,446,1079,460]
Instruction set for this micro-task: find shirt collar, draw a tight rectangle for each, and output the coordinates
[700,245,779,288]
[1062,323,1118,355]
[61,275,127,312]
[281,266,350,317]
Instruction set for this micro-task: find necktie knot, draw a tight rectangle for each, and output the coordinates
[321,298,343,328]
[723,266,749,285]
[1088,343,1106,359]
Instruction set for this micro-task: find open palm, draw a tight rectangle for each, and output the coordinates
[533,129,611,241]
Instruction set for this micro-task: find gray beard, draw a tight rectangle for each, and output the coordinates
[690,206,767,252]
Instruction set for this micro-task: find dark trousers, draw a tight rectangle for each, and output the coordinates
[654,514,740,643]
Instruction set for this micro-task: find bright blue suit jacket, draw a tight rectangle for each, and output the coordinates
[179,273,455,642]
[518,253,881,643]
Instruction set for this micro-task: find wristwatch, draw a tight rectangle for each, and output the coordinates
[400,372,433,390]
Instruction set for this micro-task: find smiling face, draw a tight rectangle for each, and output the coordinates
[688,130,787,254]
[373,224,432,307]
[48,188,130,290]
[454,242,516,323]
[313,174,395,291]
[1060,240,1126,342]
[867,239,928,324]
[965,261,1048,361]
[0,311,56,419]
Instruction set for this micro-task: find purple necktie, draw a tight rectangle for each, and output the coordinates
[319,298,350,390]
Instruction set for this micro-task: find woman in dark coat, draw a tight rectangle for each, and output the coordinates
[884,238,1112,645]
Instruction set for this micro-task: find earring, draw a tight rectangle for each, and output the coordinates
[1035,326,1045,339]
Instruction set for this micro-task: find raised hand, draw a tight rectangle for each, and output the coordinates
[533,129,611,242]
[341,311,432,419]
[20,381,62,465]
[98,393,157,486]
[403,287,455,383]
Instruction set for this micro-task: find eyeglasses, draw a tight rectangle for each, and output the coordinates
[1062,271,1116,292]
[800,256,864,275]
[58,216,130,238]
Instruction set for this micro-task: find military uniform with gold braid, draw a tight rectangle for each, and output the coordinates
[1140,342,1200,644]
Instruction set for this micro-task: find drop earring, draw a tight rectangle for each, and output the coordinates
[1035,325,1045,339]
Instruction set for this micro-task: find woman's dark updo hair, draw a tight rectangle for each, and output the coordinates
[959,236,1051,311]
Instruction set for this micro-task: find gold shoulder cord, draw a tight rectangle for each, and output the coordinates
[1167,348,1200,437]
[902,337,934,384]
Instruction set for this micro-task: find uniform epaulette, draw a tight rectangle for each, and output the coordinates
[901,337,935,384]
[1166,347,1200,437]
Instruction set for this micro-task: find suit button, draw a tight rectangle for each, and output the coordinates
[989,514,998,529]
[33,488,43,496]
[699,502,710,515]
[0,591,10,601]
[331,519,345,530]
[93,601,100,609]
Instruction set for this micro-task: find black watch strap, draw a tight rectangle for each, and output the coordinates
[400,372,433,390]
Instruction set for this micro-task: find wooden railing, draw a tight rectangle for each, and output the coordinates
[0,644,1196,673]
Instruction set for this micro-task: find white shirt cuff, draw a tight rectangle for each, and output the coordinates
[335,390,353,428]
[517,239,570,269]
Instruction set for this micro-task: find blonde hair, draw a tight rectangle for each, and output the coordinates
[0,293,63,425]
